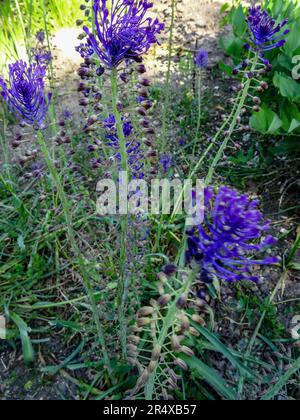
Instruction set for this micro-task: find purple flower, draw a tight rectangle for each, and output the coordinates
[0,60,51,127]
[247,6,289,53]
[186,186,278,283]
[83,0,164,68]
[103,114,144,178]
[160,154,173,174]
[63,109,73,120]
[36,30,45,44]
[195,49,209,69]
[75,43,95,59]
[33,48,53,65]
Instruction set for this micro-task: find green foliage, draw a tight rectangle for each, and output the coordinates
[220,0,300,136]
[0,0,82,67]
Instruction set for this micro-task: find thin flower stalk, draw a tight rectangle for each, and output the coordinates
[110,68,130,359]
[161,0,177,153]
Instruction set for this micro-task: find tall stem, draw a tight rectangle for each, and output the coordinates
[160,0,177,153]
[192,70,202,156]
[110,68,129,359]
[37,130,113,380]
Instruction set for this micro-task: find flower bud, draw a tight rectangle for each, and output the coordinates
[127,343,138,355]
[168,369,180,383]
[139,77,151,87]
[171,335,182,351]
[136,369,149,388]
[158,294,172,307]
[138,87,149,98]
[253,96,261,105]
[12,141,20,149]
[148,361,157,373]
[79,98,89,106]
[86,114,98,126]
[157,283,165,295]
[128,335,140,344]
[137,107,147,116]
[137,306,154,317]
[180,345,194,357]
[141,100,152,110]
[144,127,155,135]
[174,358,188,371]
[139,119,150,128]
[178,313,190,332]
[189,327,200,337]
[192,314,205,326]
[260,81,269,90]
[151,344,162,361]
[136,64,147,74]
[137,317,151,327]
[131,326,142,334]
[176,293,188,309]
[162,264,177,277]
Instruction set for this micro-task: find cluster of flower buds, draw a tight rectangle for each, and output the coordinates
[127,264,208,399]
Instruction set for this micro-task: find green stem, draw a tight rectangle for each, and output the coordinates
[37,130,113,380]
[110,68,129,359]
[192,70,202,156]
[14,0,30,59]
[286,228,300,266]
[160,0,177,153]
[41,0,57,138]
[205,59,257,185]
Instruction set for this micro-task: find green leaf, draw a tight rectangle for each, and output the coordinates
[9,312,35,364]
[273,72,300,101]
[288,262,300,270]
[261,355,300,400]
[191,322,256,379]
[250,105,282,134]
[219,34,244,61]
[181,354,239,400]
[283,22,300,57]
[279,102,300,132]
[219,61,233,76]
[288,118,300,133]
[232,6,247,37]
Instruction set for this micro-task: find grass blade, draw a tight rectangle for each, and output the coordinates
[181,354,239,400]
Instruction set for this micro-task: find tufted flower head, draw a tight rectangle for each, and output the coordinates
[36,30,45,44]
[247,6,289,53]
[0,60,51,127]
[186,186,278,283]
[82,0,164,69]
[33,48,53,66]
[195,49,209,69]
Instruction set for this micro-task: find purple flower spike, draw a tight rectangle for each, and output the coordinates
[103,115,144,178]
[0,60,51,127]
[82,0,164,69]
[160,154,173,174]
[33,49,53,65]
[186,186,279,283]
[247,6,289,53]
[195,49,209,69]
[36,30,45,44]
